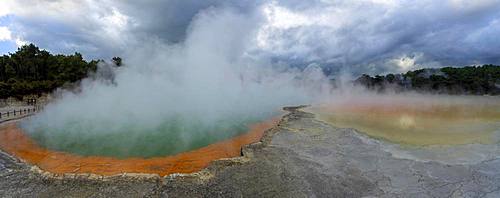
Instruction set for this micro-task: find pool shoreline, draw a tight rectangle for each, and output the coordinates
[0,112,285,178]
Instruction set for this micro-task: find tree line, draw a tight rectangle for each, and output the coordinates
[2,44,499,98]
[355,65,500,95]
[0,44,121,99]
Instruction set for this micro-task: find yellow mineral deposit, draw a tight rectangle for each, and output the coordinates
[310,96,500,146]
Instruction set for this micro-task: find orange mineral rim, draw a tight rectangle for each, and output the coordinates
[0,116,281,177]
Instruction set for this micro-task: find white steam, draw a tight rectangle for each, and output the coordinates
[20,7,331,157]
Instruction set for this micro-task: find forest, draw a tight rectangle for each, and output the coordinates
[0,44,119,98]
[355,65,500,95]
[2,44,500,98]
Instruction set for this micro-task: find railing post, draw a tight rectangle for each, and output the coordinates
[7,111,9,117]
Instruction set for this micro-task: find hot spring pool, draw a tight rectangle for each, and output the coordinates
[19,114,277,159]
[0,116,280,176]
[309,96,500,146]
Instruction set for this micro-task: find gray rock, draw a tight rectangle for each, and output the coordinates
[0,107,499,197]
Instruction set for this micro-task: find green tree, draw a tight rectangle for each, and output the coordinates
[0,43,100,98]
[112,57,122,67]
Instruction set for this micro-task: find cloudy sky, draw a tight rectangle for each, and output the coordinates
[1,0,500,75]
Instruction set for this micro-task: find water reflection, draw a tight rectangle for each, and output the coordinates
[310,96,500,146]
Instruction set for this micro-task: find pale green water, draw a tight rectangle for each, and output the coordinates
[22,114,272,158]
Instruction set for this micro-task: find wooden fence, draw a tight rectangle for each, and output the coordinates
[0,107,38,120]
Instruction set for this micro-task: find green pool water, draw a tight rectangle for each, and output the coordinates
[21,115,272,158]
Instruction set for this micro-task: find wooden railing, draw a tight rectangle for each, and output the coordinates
[0,107,38,120]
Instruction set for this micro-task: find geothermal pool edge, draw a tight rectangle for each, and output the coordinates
[0,106,300,181]
[2,104,500,197]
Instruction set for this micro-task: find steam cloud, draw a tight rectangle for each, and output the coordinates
[14,2,500,158]
[3,0,500,74]
[20,7,330,157]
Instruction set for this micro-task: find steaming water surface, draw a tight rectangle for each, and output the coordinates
[310,96,500,146]
[21,113,276,158]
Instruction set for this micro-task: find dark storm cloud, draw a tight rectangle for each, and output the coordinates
[113,0,260,43]
[2,0,261,59]
[253,0,500,75]
[2,0,500,74]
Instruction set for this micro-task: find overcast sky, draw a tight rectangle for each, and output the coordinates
[1,0,500,75]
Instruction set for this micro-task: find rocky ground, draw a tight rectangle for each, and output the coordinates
[1,107,500,197]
